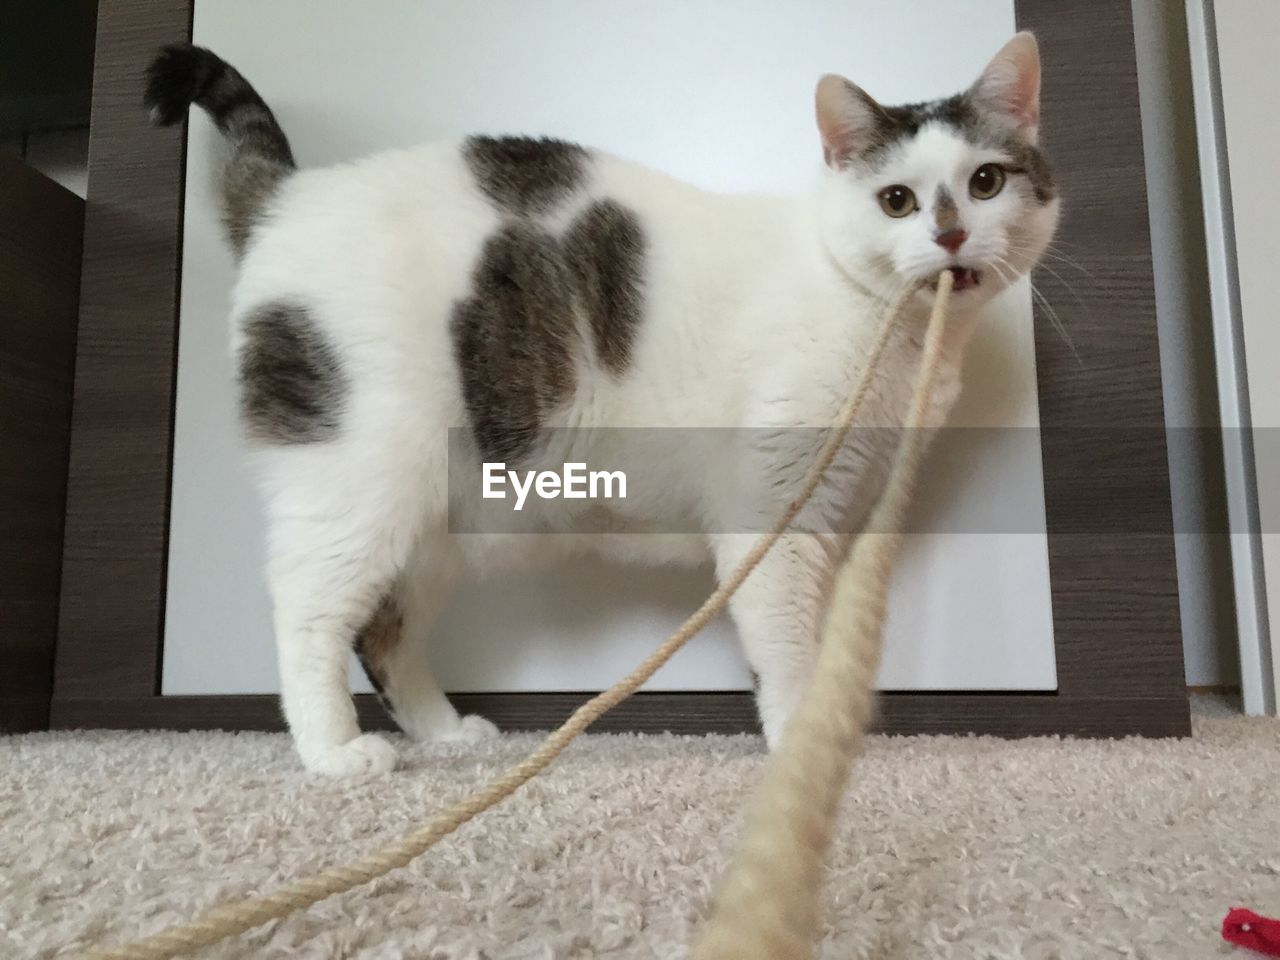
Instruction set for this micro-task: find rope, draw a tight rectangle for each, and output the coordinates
[72,275,946,960]
[691,269,955,960]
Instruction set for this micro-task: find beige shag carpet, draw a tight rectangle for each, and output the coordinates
[3,705,1278,959]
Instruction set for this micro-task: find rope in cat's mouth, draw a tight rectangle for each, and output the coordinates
[72,271,955,960]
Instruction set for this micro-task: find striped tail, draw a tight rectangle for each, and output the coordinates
[144,44,296,256]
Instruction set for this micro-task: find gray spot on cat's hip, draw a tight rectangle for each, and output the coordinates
[237,301,347,445]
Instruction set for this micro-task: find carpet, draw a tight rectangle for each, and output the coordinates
[3,705,1277,959]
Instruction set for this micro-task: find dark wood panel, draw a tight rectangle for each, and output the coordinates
[0,155,84,732]
[52,694,760,735]
[51,692,1190,739]
[0,698,57,733]
[53,0,192,702]
[1018,0,1185,714]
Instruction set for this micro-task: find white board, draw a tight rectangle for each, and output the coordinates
[163,0,1056,695]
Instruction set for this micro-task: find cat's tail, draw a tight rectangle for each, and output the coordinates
[144,44,296,256]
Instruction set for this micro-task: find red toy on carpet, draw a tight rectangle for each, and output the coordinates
[1224,908,1280,956]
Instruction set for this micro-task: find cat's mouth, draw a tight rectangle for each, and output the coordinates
[933,266,982,292]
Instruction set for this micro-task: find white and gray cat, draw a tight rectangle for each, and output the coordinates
[145,33,1058,776]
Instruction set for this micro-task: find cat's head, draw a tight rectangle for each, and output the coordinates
[814,32,1058,305]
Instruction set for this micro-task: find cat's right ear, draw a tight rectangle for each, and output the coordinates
[816,75,883,169]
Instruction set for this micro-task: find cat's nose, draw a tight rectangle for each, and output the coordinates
[934,228,968,255]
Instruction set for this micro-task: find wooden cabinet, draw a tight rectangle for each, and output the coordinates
[0,155,82,731]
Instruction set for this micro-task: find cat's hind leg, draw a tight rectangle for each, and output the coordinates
[268,524,407,776]
[355,545,498,744]
[263,445,439,776]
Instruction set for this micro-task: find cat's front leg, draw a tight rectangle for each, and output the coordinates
[711,532,847,748]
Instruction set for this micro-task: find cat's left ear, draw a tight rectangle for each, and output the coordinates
[815,75,885,169]
[970,32,1041,141]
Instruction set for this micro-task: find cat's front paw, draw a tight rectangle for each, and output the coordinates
[437,714,500,744]
[301,733,398,777]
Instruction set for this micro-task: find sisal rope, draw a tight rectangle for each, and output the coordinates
[72,274,950,960]
[691,268,955,959]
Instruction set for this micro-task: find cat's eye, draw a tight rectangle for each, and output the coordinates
[878,185,917,218]
[969,163,1006,200]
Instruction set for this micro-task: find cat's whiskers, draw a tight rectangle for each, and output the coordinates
[1040,248,1095,278]
[984,253,1078,365]
[1007,238,1092,281]
[1003,256,1082,367]
[1024,257,1089,311]
[1005,244,1094,347]
[1015,239,1097,280]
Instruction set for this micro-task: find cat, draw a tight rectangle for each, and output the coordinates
[144,32,1057,776]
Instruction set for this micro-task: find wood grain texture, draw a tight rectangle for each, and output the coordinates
[51,692,1191,739]
[1017,0,1187,720]
[50,0,1190,738]
[52,0,192,707]
[0,155,84,732]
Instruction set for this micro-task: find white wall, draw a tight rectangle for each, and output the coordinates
[161,0,1058,696]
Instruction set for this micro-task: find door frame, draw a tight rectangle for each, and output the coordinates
[51,0,1191,738]
[1186,0,1276,716]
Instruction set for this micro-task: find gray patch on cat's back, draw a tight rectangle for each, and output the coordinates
[238,301,347,444]
[463,135,590,216]
[451,222,579,463]
[564,200,645,374]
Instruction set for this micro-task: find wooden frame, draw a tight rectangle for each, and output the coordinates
[50,0,1190,738]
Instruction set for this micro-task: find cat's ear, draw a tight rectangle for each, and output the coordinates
[815,75,884,169]
[971,32,1041,140]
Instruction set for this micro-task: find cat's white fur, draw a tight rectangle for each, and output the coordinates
[227,34,1057,775]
